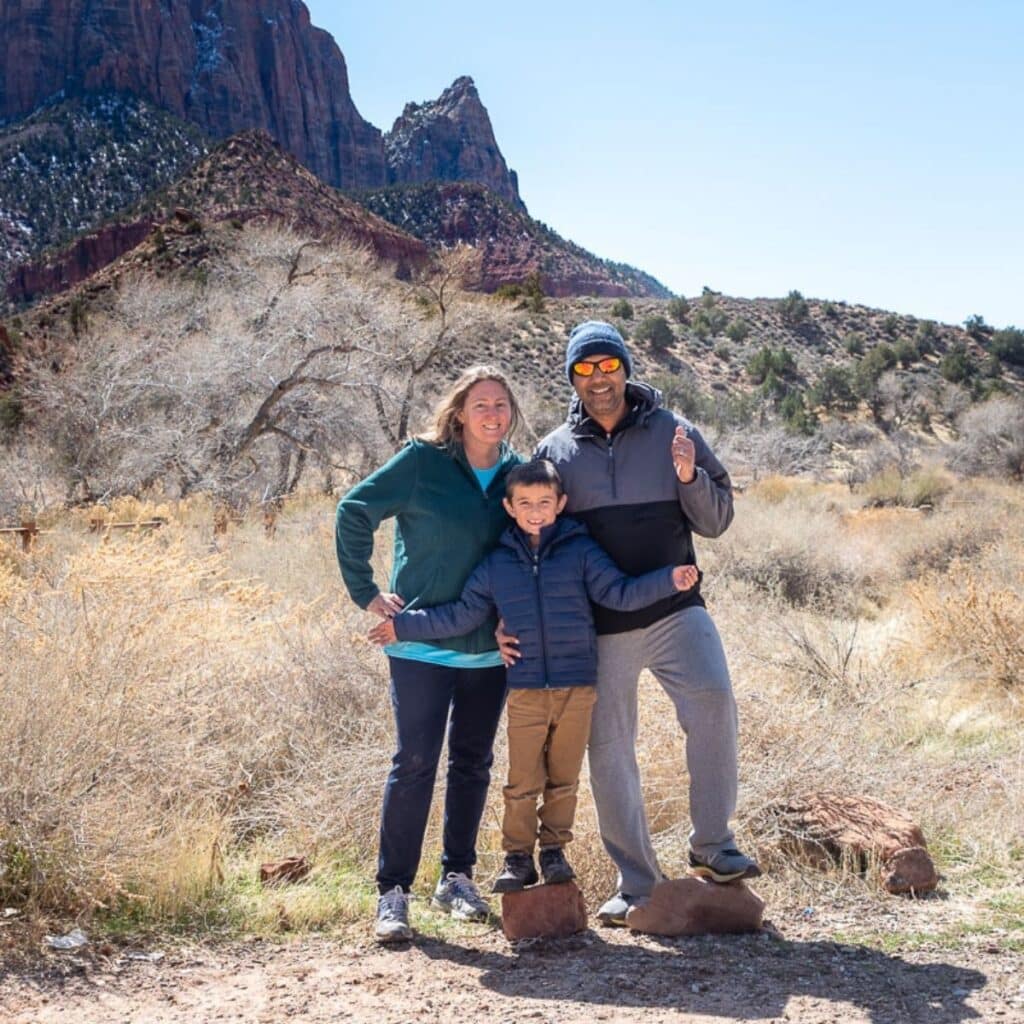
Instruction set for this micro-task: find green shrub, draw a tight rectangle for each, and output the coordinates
[843,332,866,355]
[666,296,690,323]
[779,390,817,434]
[914,320,937,353]
[714,343,732,361]
[778,290,809,325]
[964,314,988,340]
[747,345,798,384]
[69,296,88,338]
[494,283,524,301]
[725,318,750,343]
[635,315,675,349]
[883,314,900,336]
[857,343,897,384]
[524,271,546,314]
[809,365,858,411]
[610,298,634,320]
[821,301,837,318]
[0,389,24,435]
[939,341,976,383]
[893,337,920,367]
[990,326,1024,367]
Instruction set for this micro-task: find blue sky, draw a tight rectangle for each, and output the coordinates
[304,2,1023,328]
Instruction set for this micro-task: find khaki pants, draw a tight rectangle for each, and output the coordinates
[502,686,597,852]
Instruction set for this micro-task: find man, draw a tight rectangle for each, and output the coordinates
[532,319,760,925]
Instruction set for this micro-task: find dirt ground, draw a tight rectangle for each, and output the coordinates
[3,915,1023,1024]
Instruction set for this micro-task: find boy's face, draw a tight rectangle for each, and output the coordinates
[503,483,567,537]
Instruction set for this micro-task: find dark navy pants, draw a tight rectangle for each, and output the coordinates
[377,657,507,893]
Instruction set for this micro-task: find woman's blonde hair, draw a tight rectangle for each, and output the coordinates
[418,365,521,447]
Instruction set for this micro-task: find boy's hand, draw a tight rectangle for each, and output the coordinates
[368,619,398,646]
[671,425,696,484]
[672,564,699,591]
[495,618,521,667]
[368,592,404,619]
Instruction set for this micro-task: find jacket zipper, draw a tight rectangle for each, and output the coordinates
[532,548,551,688]
[606,433,617,499]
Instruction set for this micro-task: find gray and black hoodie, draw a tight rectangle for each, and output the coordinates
[535,382,733,635]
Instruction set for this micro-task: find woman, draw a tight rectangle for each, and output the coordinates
[335,366,523,942]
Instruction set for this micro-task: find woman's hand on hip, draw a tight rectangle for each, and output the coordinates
[368,592,405,619]
[368,619,398,646]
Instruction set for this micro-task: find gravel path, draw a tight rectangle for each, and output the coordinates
[3,925,1023,1024]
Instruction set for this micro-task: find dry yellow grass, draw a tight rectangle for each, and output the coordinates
[1,478,1022,946]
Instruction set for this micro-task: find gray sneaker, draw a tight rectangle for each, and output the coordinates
[375,886,412,943]
[688,847,762,883]
[597,891,647,927]
[431,872,491,921]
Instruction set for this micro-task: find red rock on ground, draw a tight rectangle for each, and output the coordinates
[500,882,587,940]
[259,856,311,887]
[625,877,765,937]
[765,792,939,895]
[880,845,940,895]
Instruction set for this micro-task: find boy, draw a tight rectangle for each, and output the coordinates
[369,460,697,892]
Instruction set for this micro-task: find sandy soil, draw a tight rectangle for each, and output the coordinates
[3,919,1023,1024]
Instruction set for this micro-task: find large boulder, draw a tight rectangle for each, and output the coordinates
[500,882,588,940]
[625,878,765,937]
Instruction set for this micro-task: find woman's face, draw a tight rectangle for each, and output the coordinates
[458,379,512,451]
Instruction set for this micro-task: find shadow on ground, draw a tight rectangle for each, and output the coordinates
[417,930,988,1023]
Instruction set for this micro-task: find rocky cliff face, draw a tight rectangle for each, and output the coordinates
[357,183,670,298]
[0,0,385,189]
[385,77,524,211]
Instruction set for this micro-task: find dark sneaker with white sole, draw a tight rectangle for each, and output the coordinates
[492,852,539,893]
[432,872,492,921]
[687,848,762,883]
[539,846,576,885]
[374,886,412,943]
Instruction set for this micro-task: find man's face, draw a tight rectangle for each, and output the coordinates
[571,352,628,423]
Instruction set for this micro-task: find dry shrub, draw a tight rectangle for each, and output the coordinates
[910,567,1024,700]
[0,512,392,919]
[705,484,879,616]
[862,464,953,509]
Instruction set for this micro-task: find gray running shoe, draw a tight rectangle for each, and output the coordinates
[688,847,762,883]
[375,886,412,943]
[432,872,491,921]
[596,891,646,927]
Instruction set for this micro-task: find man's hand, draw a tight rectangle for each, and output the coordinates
[368,619,398,646]
[367,592,404,619]
[495,618,521,668]
[671,425,696,484]
[672,564,699,592]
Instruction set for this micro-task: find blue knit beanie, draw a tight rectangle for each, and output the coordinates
[565,320,632,383]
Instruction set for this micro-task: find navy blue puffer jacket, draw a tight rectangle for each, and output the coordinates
[392,516,680,688]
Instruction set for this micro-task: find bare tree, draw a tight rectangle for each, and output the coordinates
[19,228,510,505]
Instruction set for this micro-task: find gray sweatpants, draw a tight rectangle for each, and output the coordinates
[588,604,738,897]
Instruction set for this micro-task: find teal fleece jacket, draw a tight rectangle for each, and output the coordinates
[335,438,523,654]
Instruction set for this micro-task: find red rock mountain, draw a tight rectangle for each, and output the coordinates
[385,77,523,211]
[0,0,385,189]
[6,131,430,304]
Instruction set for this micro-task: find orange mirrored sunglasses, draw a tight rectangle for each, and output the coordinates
[572,356,623,377]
